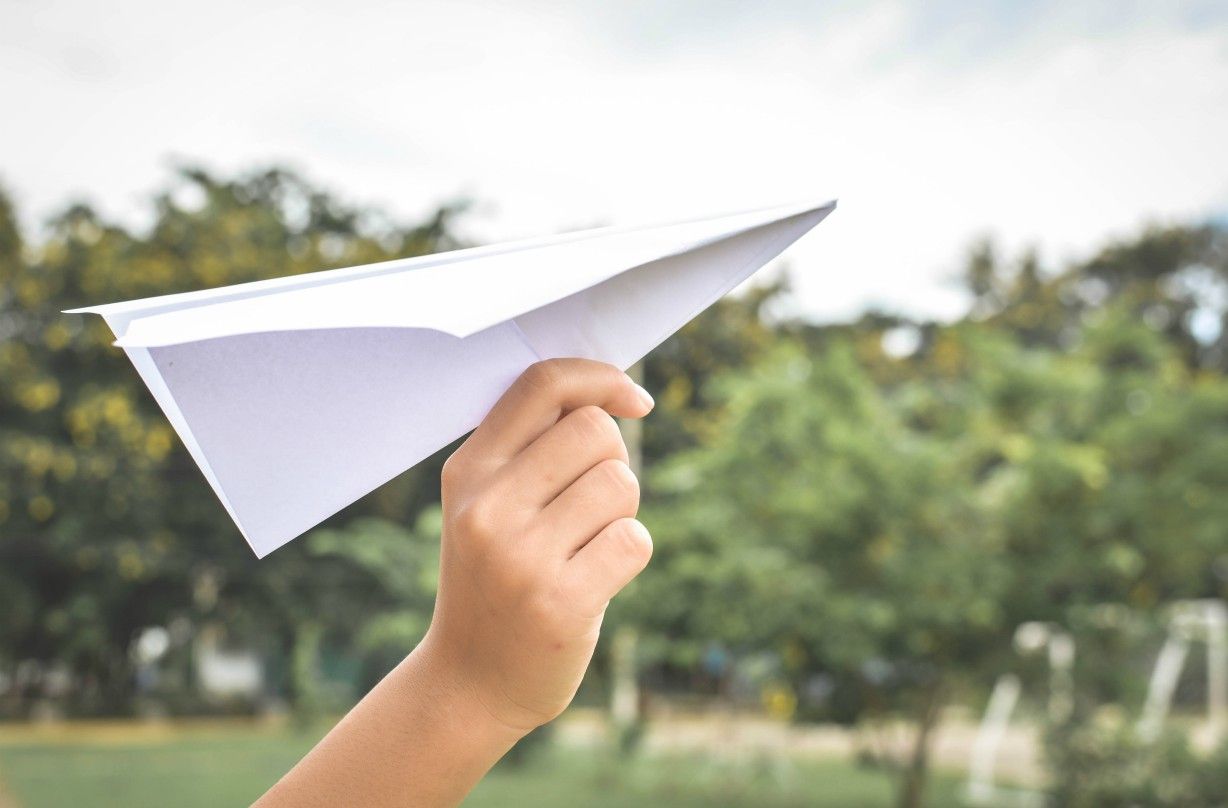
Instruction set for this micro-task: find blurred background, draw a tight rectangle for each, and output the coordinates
[2,1,1228,806]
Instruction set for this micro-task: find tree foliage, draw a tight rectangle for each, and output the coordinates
[0,167,467,714]
[635,228,1228,807]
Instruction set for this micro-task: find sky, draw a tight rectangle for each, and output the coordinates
[3,0,1227,321]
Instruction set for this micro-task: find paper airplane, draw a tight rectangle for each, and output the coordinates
[68,199,836,557]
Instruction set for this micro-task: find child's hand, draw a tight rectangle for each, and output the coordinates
[256,359,655,808]
[422,359,655,734]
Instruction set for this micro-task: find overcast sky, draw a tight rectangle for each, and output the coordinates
[3,0,1227,320]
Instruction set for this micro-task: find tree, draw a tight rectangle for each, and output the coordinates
[962,225,1228,369]
[0,167,467,715]
[636,336,1010,807]
[633,287,1228,807]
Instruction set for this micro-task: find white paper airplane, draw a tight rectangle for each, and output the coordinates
[68,199,836,557]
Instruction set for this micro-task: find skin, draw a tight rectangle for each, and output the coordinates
[254,358,655,808]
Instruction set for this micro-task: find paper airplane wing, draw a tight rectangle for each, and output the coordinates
[69,199,836,556]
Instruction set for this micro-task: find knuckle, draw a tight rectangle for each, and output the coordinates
[595,459,639,506]
[520,359,567,394]
[612,519,653,567]
[570,405,620,448]
[454,496,497,543]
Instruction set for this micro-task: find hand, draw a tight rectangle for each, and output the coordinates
[255,358,655,808]
[421,358,655,734]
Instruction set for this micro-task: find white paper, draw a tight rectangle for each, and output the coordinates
[68,199,836,556]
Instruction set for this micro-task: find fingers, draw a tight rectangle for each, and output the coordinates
[536,458,640,553]
[466,359,653,463]
[495,406,628,509]
[562,518,653,615]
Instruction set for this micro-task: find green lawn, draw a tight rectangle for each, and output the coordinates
[0,723,965,807]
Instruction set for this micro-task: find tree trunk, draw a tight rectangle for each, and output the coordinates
[897,682,944,808]
[290,620,324,729]
[610,362,645,755]
[610,625,643,754]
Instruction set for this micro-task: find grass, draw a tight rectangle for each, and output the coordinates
[0,721,965,807]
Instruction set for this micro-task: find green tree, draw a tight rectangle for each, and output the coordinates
[0,168,466,715]
[634,291,1228,807]
[963,225,1228,369]
[637,337,1010,807]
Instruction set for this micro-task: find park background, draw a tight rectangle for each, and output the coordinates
[2,2,1228,807]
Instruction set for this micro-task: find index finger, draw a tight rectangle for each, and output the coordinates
[465,359,653,463]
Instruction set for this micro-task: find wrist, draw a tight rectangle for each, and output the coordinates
[407,631,533,748]
[254,629,527,807]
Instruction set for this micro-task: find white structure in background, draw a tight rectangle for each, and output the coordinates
[133,626,170,666]
[966,622,1074,808]
[1137,599,1228,743]
[967,601,1228,806]
[194,626,264,700]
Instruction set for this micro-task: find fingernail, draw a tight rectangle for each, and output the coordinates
[632,382,654,410]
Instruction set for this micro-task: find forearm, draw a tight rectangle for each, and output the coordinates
[254,635,524,808]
